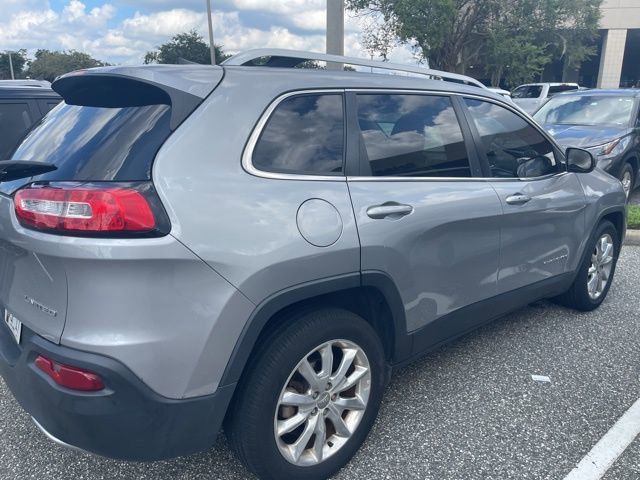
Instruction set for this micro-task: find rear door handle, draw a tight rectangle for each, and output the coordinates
[505,193,531,206]
[366,202,414,220]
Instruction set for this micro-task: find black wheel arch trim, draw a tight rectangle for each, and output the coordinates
[218,271,411,388]
[595,205,626,246]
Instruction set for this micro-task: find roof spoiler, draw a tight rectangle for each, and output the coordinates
[53,65,224,130]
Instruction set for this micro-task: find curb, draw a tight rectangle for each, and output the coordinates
[624,229,640,246]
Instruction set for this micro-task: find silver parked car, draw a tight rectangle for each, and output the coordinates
[0,50,627,480]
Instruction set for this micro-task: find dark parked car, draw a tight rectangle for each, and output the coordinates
[533,89,640,198]
[0,81,61,159]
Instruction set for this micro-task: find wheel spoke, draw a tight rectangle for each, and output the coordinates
[587,273,598,294]
[327,405,351,437]
[598,272,606,293]
[334,395,366,412]
[312,416,326,462]
[599,237,607,259]
[278,412,310,437]
[330,348,357,386]
[335,365,369,393]
[289,415,317,462]
[298,358,322,391]
[281,390,316,408]
[318,343,334,381]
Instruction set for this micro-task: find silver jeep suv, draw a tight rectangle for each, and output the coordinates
[0,50,626,480]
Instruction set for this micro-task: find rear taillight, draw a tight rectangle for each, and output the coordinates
[35,354,105,392]
[14,182,169,237]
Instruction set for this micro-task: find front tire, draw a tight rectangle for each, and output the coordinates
[227,308,386,480]
[555,220,619,311]
[620,163,634,200]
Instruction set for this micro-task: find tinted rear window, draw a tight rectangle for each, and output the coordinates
[2,102,171,195]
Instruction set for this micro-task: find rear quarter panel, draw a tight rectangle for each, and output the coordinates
[152,71,361,304]
[152,71,361,396]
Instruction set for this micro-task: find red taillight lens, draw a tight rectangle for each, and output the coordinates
[35,354,105,392]
[14,182,167,236]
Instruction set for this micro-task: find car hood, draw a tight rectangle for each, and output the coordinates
[542,124,632,148]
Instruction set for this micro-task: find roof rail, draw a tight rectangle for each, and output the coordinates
[0,79,51,88]
[223,48,487,89]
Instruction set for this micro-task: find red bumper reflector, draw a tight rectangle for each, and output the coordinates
[35,355,105,392]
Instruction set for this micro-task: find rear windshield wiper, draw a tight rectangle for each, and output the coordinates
[0,161,57,182]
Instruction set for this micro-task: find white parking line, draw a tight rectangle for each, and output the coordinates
[563,397,640,480]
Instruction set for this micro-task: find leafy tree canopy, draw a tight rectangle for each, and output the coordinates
[144,30,229,65]
[347,0,602,87]
[27,50,106,82]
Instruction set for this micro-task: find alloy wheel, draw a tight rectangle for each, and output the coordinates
[274,339,371,466]
[587,233,614,300]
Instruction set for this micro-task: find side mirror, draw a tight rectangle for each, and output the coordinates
[566,147,596,173]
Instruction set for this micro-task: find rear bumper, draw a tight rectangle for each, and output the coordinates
[0,322,235,461]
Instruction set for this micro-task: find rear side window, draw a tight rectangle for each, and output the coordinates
[0,102,33,160]
[252,94,344,175]
[2,103,171,195]
[464,98,558,178]
[356,94,471,177]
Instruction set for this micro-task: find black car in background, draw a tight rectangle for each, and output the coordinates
[534,89,640,199]
[0,80,61,159]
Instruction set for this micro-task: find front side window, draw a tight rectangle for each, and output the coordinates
[464,98,559,179]
[252,94,344,175]
[0,102,33,159]
[356,94,471,177]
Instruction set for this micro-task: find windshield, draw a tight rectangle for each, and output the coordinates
[533,95,636,127]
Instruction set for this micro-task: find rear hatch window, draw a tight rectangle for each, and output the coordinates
[2,102,171,195]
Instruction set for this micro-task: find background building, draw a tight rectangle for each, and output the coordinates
[547,0,640,88]
[597,0,640,88]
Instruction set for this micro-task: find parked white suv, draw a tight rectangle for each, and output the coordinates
[512,82,580,114]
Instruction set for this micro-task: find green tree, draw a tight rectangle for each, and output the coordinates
[144,30,228,65]
[347,0,602,86]
[27,50,106,82]
[0,50,28,80]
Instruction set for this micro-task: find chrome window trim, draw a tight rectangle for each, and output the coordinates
[243,87,568,183]
[242,88,347,182]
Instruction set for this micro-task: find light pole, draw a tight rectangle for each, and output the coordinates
[206,0,216,65]
[6,51,15,80]
[326,0,345,70]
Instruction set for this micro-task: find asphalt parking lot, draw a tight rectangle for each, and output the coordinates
[1,247,639,480]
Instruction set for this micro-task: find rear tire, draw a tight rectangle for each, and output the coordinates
[227,308,386,480]
[555,220,619,311]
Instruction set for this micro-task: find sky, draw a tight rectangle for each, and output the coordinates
[0,0,418,66]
